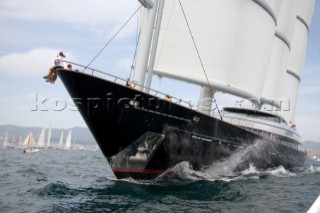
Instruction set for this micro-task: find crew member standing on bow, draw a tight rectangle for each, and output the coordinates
[43,51,65,84]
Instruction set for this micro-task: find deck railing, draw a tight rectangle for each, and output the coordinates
[63,60,194,108]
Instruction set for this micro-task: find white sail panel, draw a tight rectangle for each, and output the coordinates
[287,0,315,76]
[287,21,308,76]
[280,73,299,122]
[280,0,315,122]
[261,39,289,101]
[265,0,282,16]
[298,0,315,25]
[261,0,297,103]
[276,0,298,43]
[154,0,280,99]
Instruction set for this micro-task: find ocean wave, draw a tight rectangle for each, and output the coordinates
[30,182,81,198]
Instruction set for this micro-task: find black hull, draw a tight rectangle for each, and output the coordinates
[58,70,306,179]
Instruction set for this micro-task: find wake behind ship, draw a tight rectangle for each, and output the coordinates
[55,0,314,179]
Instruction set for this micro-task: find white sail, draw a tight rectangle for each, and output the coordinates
[28,133,36,149]
[261,0,298,104]
[280,0,315,122]
[58,132,64,148]
[153,0,282,101]
[65,130,72,149]
[23,132,36,149]
[3,131,8,147]
[46,126,51,148]
[23,132,39,153]
[22,133,30,146]
[37,128,46,147]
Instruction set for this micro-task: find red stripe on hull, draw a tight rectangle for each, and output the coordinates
[112,168,166,174]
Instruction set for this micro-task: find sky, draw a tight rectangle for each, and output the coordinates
[0,0,319,142]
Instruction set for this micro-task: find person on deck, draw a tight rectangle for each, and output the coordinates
[67,64,72,71]
[126,78,133,88]
[43,52,65,83]
[289,121,296,130]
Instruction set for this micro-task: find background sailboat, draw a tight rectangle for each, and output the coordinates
[23,132,39,153]
[3,131,8,147]
[58,132,64,148]
[64,129,72,149]
[18,136,22,148]
[37,128,46,148]
[46,125,52,148]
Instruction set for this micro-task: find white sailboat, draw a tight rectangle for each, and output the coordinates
[18,135,22,148]
[23,132,39,153]
[56,0,315,179]
[64,129,72,149]
[46,125,52,148]
[3,131,8,147]
[58,132,64,148]
[37,128,46,148]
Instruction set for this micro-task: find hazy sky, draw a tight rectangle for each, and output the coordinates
[0,0,319,142]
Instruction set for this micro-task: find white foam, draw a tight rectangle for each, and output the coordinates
[303,165,320,175]
[265,165,295,177]
[241,163,260,175]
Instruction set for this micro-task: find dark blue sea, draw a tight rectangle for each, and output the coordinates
[0,148,319,213]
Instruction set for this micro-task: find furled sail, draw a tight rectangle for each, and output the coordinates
[153,0,282,101]
[280,0,315,122]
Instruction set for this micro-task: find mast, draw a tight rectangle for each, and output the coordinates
[132,0,159,91]
[198,87,214,115]
[145,0,165,92]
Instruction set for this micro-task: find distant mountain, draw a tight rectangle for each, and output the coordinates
[303,140,320,152]
[0,125,96,145]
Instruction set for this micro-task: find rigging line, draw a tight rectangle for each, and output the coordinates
[129,3,142,80]
[178,0,223,120]
[84,5,142,72]
[129,31,140,80]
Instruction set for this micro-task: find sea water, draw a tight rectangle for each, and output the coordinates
[0,148,319,213]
